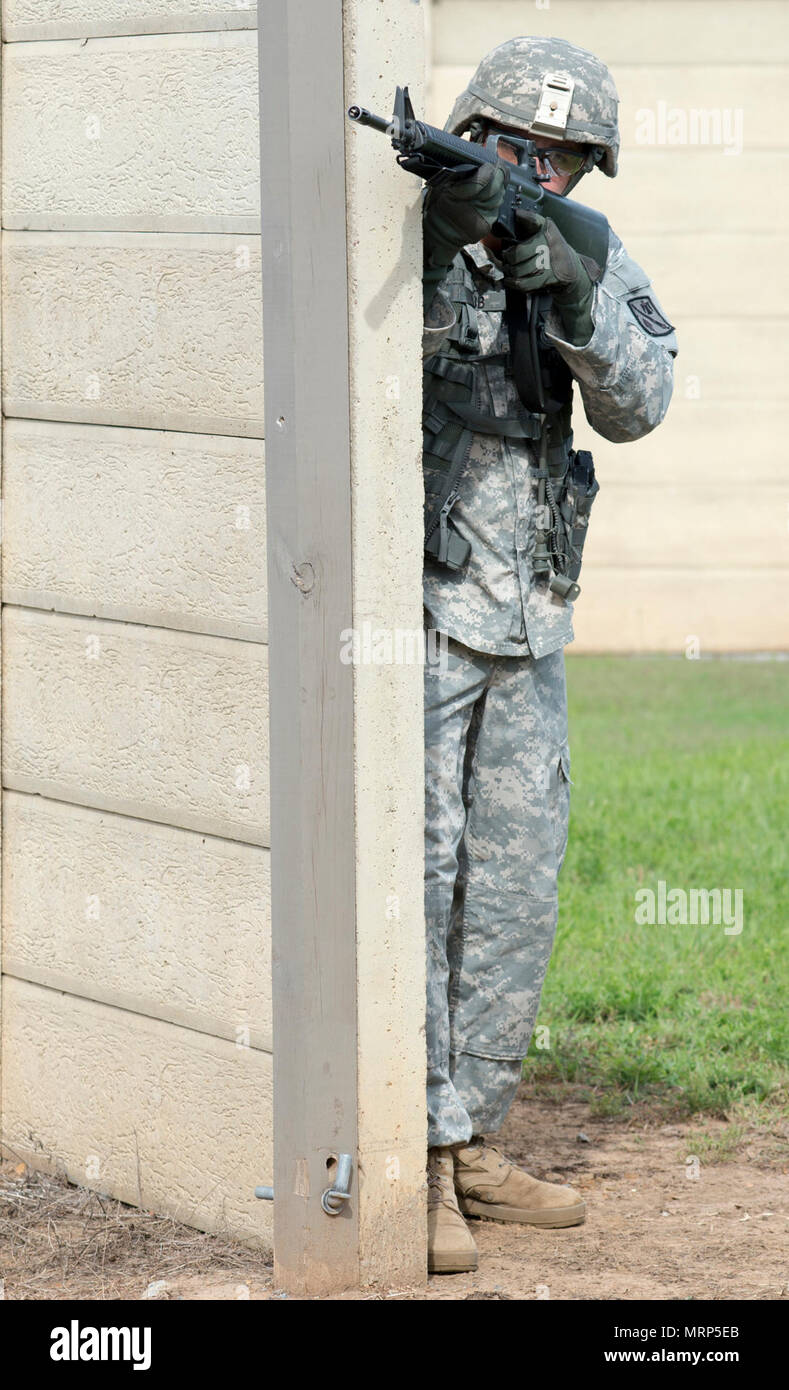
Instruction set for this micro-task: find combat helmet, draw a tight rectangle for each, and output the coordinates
[444,36,620,184]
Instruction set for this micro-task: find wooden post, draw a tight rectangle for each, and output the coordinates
[258,0,428,1294]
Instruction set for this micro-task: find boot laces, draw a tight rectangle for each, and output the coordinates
[466,1137,508,1166]
[427,1164,460,1214]
[457,1139,512,1195]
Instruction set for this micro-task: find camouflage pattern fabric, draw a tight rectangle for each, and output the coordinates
[422,37,677,1147]
[422,229,677,660]
[444,35,621,178]
[422,225,676,1138]
[424,630,570,1146]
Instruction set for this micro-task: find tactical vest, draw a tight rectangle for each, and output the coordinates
[423,250,599,587]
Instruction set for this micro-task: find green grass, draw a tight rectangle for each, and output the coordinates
[523,656,789,1121]
[681,1124,747,1163]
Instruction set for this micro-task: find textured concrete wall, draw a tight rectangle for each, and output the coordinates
[2,977,273,1246]
[1,0,430,1279]
[428,0,789,652]
[3,607,269,844]
[3,0,256,41]
[3,793,271,1049]
[0,0,273,1249]
[2,232,264,435]
[2,420,267,640]
[2,32,260,230]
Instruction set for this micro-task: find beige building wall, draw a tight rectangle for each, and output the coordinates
[0,4,273,1246]
[427,0,789,652]
[0,0,428,1285]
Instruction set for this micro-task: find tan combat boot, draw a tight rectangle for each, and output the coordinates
[427,1146,479,1273]
[453,1136,586,1227]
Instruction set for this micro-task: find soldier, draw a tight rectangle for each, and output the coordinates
[421,36,678,1273]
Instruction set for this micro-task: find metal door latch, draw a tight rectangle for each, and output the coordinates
[254,1153,353,1215]
[321,1153,352,1215]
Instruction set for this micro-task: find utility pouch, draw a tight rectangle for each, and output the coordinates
[424,495,471,571]
[558,448,600,583]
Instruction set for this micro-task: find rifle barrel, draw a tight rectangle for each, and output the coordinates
[347,105,391,135]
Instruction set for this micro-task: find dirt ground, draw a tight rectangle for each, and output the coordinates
[2,1084,787,1301]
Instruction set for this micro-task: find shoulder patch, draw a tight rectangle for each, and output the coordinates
[627,294,675,337]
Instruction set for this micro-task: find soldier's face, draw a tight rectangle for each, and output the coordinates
[480,123,585,195]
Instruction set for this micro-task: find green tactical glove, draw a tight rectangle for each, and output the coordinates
[422,161,506,311]
[499,209,601,347]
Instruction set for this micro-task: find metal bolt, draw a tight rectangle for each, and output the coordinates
[320,1153,353,1215]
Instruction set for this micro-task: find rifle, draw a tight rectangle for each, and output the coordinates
[346,84,610,266]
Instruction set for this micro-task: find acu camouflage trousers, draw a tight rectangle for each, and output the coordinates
[424,630,571,1147]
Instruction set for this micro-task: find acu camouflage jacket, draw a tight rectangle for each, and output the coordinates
[421,228,678,659]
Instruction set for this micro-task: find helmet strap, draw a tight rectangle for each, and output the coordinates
[562,167,588,196]
[561,147,604,196]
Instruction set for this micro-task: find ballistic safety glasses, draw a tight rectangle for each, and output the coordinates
[534,147,590,176]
